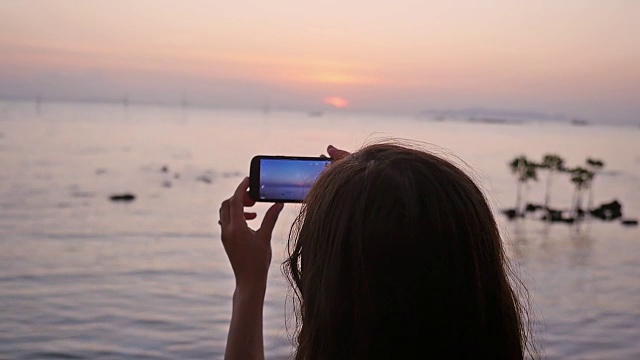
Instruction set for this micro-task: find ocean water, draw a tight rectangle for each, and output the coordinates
[0,101,639,359]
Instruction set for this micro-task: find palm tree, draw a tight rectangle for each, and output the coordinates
[539,154,565,215]
[585,158,605,212]
[569,167,594,219]
[509,156,538,216]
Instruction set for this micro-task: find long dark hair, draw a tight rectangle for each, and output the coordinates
[284,143,532,359]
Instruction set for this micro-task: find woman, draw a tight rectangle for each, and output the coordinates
[219,143,532,359]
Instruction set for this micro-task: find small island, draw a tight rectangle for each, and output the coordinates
[503,154,637,226]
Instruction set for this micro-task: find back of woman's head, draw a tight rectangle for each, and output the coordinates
[284,143,529,359]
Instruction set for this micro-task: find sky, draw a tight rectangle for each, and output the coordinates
[1,1,639,122]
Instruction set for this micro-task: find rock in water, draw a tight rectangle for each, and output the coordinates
[590,200,623,220]
[501,209,519,220]
[525,203,544,212]
[196,175,212,184]
[542,208,564,222]
[109,193,136,202]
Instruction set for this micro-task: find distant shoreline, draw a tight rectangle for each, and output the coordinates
[1,97,638,128]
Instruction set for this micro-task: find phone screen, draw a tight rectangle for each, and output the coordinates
[250,157,331,202]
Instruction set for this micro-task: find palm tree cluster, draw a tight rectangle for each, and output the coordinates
[507,154,605,220]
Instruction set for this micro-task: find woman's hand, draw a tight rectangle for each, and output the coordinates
[327,144,350,160]
[221,178,283,360]
[219,177,284,293]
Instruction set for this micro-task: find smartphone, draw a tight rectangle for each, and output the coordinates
[249,156,332,202]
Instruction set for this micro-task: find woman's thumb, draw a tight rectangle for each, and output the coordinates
[259,203,284,238]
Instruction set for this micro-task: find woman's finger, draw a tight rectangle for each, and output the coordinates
[219,199,231,226]
[244,212,257,220]
[327,145,350,160]
[229,177,250,226]
[243,190,256,207]
[258,203,284,240]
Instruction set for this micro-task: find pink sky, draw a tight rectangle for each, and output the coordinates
[1,1,639,122]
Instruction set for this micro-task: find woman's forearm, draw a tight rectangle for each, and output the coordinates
[224,286,267,360]
[218,179,283,360]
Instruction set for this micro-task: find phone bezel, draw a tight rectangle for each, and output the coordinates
[249,155,331,203]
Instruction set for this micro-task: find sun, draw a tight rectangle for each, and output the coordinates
[323,96,349,108]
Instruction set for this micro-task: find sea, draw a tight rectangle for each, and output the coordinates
[0,100,639,359]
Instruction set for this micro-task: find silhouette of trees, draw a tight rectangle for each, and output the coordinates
[585,158,605,212]
[539,154,565,216]
[501,152,640,226]
[509,155,538,216]
[569,167,594,218]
